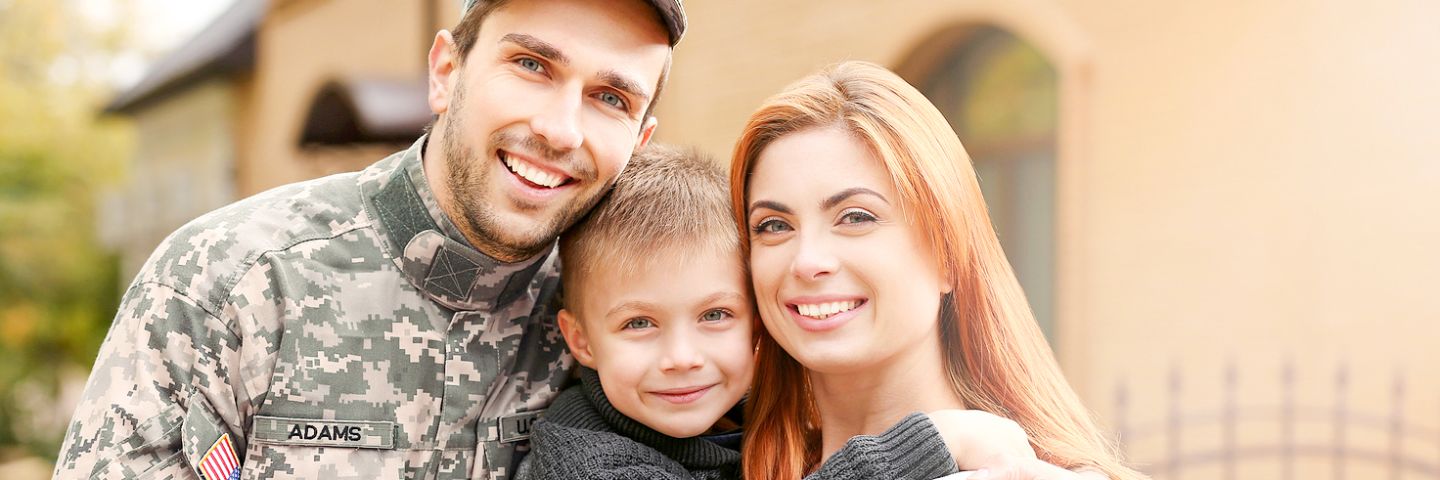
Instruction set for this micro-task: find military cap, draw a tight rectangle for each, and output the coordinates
[462,0,687,46]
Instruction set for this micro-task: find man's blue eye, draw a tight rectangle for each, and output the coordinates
[598,92,627,110]
[518,57,543,72]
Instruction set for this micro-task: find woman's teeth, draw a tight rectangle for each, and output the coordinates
[504,154,564,188]
[797,300,861,319]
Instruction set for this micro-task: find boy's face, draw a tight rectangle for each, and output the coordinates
[559,250,755,438]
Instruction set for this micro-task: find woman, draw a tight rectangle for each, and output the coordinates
[732,61,1142,479]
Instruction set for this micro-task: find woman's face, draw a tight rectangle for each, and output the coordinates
[745,126,951,375]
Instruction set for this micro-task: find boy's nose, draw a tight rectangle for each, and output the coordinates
[659,332,705,372]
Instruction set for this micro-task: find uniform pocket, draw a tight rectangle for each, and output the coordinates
[181,391,243,480]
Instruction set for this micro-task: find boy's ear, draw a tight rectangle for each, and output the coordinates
[558,309,596,367]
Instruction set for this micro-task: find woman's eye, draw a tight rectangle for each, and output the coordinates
[701,309,732,323]
[597,91,628,110]
[623,318,654,330]
[839,209,878,225]
[517,57,544,73]
[752,218,792,235]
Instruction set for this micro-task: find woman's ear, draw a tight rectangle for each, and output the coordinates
[558,309,596,367]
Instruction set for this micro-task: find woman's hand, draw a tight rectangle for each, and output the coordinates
[926,409,1037,470]
[965,459,1106,479]
[926,410,1110,479]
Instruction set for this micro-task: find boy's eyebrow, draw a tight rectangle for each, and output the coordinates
[500,33,568,65]
[607,300,657,317]
[748,200,792,216]
[700,291,745,306]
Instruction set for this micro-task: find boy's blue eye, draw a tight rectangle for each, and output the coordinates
[623,318,655,330]
[701,309,731,322]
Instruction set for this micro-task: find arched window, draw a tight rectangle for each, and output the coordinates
[920,26,1059,343]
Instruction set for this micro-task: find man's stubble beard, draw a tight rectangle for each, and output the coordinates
[438,79,612,262]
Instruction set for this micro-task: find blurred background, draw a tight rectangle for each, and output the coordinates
[1,0,1437,478]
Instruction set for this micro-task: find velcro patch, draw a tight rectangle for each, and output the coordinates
[498,411,542,444]
[251,416,395,449]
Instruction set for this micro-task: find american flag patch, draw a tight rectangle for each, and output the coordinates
[198,433,241,480]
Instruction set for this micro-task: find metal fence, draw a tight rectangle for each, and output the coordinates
[1114,361,1439,479]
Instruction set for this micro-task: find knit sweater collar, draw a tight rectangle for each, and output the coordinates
[578,367,742,470]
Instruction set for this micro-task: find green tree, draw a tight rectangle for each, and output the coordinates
[0,0,133,461]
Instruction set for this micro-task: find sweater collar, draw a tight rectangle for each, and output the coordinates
[579,367,742,470]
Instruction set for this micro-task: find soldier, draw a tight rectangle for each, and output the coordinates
[53,0,683,478]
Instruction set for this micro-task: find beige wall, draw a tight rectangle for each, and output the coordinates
[241,0,441,196]
[100,79,241,279]
[655,0,1440,476]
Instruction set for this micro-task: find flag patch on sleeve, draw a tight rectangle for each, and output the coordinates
[198,433,241,480]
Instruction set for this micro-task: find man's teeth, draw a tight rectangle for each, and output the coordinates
[797,300,861,319]
[504,155,564,188]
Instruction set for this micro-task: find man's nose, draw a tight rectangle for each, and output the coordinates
[529,87,583,152]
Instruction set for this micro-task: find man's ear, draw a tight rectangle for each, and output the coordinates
[635,116,659,149]
[558,309,596,367]
[427,30,460,115]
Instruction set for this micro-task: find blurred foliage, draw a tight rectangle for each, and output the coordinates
[0,0,134,461]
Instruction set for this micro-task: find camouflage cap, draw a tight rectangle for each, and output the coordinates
[461,0,687,47]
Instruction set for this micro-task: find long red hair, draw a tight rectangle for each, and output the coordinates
[732,61,1141,480]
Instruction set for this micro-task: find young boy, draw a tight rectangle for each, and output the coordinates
[518,143,753,479]
[519,144,959,480]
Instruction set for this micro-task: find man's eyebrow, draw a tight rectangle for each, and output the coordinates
[598,69,652,106]
[822,187,889,211]
[748,200,792,215]
[500,33,568,65]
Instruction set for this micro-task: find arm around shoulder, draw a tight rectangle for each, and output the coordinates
[805,413,958,480]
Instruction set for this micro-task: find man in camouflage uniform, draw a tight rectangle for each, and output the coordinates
[54,0,684,478]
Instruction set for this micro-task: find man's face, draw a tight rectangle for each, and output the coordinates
[429,0,670,261]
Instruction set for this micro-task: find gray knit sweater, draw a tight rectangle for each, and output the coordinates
[516,367,959,479]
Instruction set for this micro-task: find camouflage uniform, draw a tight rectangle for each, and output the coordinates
[54,136,573,479]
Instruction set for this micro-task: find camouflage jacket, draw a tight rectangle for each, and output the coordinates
[54,137,573,480]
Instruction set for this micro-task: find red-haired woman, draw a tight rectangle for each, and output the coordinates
[732,61,1144,480]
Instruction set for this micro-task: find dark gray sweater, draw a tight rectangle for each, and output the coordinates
[517,367,959,479]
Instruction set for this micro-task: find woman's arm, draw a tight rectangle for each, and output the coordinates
[804,413,959,480]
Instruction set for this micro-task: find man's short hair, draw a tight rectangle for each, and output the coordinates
[448,0,673,120]
[559,143,738,311]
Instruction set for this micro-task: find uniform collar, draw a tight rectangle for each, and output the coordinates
[363,135,553,312]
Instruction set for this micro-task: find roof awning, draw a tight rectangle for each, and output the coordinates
[298,77,431,146]
[105,0,264,114]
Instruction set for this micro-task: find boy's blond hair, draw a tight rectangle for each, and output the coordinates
[559,143,738,312]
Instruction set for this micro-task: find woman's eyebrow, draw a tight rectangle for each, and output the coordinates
[748,200,792,215]
[822,187,888,210]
